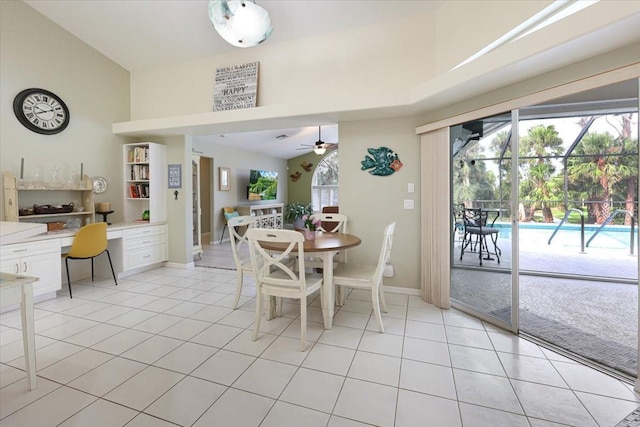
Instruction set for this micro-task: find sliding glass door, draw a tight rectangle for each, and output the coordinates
[449,80,639,380]
[450,112,516,330]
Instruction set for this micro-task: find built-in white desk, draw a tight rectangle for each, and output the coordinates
[0,221,168,304]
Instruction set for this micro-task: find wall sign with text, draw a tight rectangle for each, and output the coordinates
[213,62,259,112]
[168,164,182,189]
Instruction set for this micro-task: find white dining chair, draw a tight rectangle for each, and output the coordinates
[307,213,349,304]
[306,213,349,267]
[332,222,396,333]
[247,228,323,351]
[227,215,258,309]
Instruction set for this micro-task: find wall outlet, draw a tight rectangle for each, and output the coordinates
[408,183,415,193]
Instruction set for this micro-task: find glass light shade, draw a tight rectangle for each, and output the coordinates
[209,0,273,48]
[314,147,326,155]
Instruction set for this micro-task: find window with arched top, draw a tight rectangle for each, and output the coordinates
[311,150,339,212]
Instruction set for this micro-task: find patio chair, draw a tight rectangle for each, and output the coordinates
[459,208,500,266]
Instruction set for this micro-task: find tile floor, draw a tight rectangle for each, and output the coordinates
[1,265,639,427]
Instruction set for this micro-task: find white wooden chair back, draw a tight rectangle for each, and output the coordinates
[228,215,257,272]
[332,221,396,332]
[247,228,322,351]
[373,222,396,287]
[246,228,307,295]
[310,213,348,233]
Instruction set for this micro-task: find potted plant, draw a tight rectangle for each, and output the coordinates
[284,202,313,229]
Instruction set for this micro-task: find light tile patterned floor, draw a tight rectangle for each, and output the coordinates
[1,263,639,426]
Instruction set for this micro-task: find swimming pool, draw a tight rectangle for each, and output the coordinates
[492,222,637,250]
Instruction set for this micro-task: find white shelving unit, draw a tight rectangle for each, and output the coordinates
[123,142,167,222]
[237,203,284,229]
[3,172,95,228]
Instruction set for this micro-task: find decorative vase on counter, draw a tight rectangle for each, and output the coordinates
[142,210,150,221]
[304,229,316,240]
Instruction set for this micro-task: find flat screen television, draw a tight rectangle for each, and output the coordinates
[247,169,278,201]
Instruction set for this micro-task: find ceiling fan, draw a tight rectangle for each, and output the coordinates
[297,126,338,155]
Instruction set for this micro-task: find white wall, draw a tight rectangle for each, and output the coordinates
[0,0,130,222]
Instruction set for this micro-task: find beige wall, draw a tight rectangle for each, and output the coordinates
[0,0,130,222]
[287,151,323,207]
[338,117,422,289]
[127,2,561,121]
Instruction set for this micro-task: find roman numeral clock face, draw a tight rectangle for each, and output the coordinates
[13,88,70,135]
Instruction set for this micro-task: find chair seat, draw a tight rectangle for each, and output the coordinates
[333,262,377,283]
[466,226,499,236]
[262,271,323,297]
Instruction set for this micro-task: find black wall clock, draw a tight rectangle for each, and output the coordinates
[13,88,70,135]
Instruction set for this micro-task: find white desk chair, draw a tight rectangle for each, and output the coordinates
[228,215,257,309]
[333,222,396,333]
[247,228,323,351]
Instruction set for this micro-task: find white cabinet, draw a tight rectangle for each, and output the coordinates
[236,203,284,229]
[0,240,61,299]
[122,224,168,272]
[123,142,167,222]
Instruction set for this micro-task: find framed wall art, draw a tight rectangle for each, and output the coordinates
[219,167,230,191]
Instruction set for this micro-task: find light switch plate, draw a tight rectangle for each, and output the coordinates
[408,183,415,193]
[403,199,415,209]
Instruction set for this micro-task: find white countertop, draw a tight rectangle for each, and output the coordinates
[0,222,47,245]
[1,221,167,244]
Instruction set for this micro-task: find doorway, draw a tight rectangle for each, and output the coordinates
[199,156,213,245]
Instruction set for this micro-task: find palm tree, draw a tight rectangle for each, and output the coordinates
[519,125,563,222]
[567,131,632,224]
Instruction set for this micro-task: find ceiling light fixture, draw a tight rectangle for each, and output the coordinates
[208,0,273,48]
[313,147,326,155]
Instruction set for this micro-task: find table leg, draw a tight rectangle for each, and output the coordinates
[321,251,336,329]
[21,282,37,391]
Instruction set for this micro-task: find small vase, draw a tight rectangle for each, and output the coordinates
[304,229,316,240]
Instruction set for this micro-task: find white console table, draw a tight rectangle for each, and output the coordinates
[236,203,283,229]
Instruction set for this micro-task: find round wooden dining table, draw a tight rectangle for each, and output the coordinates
[259,231,361,329]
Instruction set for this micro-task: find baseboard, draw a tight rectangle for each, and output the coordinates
[384,286,421,296]
[118,262,167,279]
[164,261,195,269]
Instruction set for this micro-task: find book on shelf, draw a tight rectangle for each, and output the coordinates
[129,165,150,180]
[129,183,149,199]
[129,147,150,163]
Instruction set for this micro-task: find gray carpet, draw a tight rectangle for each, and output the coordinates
[521,311,638,377]
[491,306,638,377]
[617,407,640,427]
